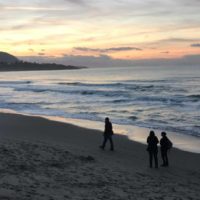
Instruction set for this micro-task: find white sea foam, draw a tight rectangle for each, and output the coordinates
[0,65,199,137]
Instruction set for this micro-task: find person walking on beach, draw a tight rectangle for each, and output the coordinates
[100,117,114,151]
[147,130,159,168]
[160,132,172,167]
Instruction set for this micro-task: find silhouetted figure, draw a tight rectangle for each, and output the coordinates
[160,132,172,167]
[147,131,159,168]
[100,117,114,151]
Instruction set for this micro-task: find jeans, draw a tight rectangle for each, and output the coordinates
[149,151,158,168]
[161,149,168,166]
[101,135,114,150]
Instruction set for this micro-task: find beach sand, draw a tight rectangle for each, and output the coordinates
[0,113,200,200]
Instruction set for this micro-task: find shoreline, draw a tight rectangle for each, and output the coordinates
[0,111,200,164]
[1,109,200,154]
[0,67,85,72]
[44,116,200,154]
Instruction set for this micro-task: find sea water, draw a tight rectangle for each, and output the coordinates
[0,65,200,148]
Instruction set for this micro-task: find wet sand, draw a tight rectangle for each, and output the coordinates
[0,112,200,199]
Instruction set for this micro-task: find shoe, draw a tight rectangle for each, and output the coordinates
[110,148,114,151]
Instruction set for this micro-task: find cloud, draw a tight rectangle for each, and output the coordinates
[146,37,200,47]
[191,43,200,47]
[152,37,199,45]
[64,0,85,5]
[83,0,200,21]
[74,46,142,53]
[1,0,200,60]
[177,0,200,6]
[2,0,86,10]
[38,53,45,56]
[161,51,170,54]
[163,38,199,43]
[3,6,66,11]
[106,47,142,51]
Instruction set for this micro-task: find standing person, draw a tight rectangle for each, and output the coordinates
[147,130,159,168]
[160,132,172,167]
[100,117,114,151]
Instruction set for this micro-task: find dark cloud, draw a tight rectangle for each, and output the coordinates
[38,53,45,56]
[191,43,200,47]
[107,47,142,51]
[161,51,170,54]
[74,46,142,53]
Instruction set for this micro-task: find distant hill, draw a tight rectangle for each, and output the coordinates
[0,52,86,71]
[0,52,19,63]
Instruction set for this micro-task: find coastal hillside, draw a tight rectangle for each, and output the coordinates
[0,51,19,63]
[0,52,85,71]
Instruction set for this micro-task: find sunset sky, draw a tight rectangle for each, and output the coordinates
[1,0,200,66]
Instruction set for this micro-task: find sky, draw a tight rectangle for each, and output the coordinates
[0,0,200,67]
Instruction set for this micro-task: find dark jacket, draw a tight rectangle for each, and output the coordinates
[147,135,159,152]
[104,121,113,136]
[160,136,172,151]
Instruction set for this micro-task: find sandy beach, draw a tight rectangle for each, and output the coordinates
[0,112,200,200]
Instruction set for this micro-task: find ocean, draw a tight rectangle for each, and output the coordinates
[0,65,200,142]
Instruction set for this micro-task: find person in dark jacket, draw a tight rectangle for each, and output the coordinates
[160,132,172,167]
[147,130,159,168]
[100,117,114,151]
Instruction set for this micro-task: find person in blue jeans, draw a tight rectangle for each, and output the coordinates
[100,117,114,151]
[147,130,159,168]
